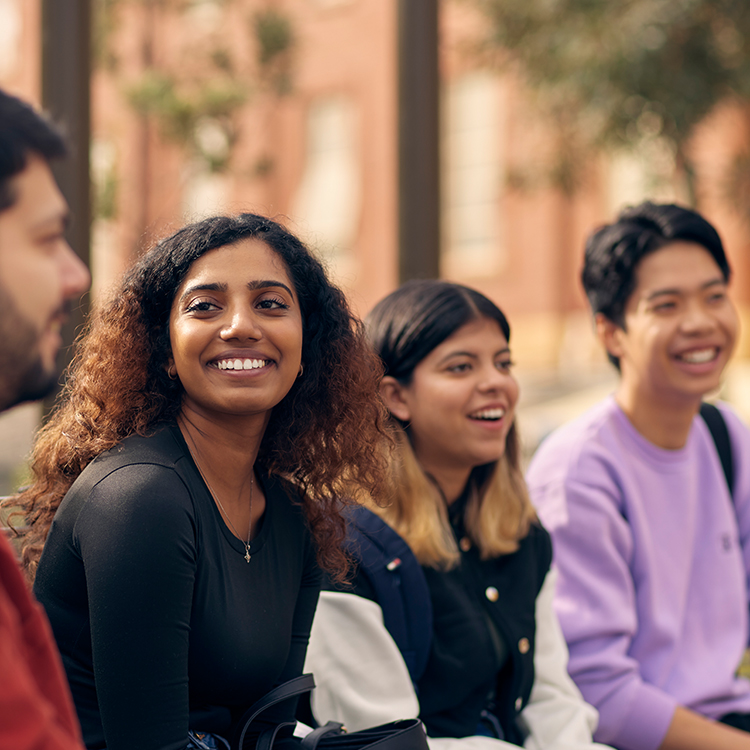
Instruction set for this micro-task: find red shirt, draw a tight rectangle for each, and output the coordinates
[0,530,84,749]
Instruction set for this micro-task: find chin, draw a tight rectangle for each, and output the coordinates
[669,383,720,406]
[472,450,506,467]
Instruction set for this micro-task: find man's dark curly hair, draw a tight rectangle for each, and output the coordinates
[13,213,389,581]
[582,201,731,368]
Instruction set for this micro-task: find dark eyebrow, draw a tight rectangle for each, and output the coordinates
[437,346,511,366]
[178,282,227,304]
[178,279,296,304]
[646,277,726,302]
[439,351,478,364]
[247,279,296,299]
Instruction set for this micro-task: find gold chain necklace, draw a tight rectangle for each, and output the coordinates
[182,424,255,563]
[200,464,254,563]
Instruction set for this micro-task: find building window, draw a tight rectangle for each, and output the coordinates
[292,96,361,273]
[442,71,505,278]
[182,159,229,221]
[0,0,21,78]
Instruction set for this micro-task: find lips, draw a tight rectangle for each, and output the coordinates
[213,358,270,371]
[673,346,719,365]
[468,406,507,421]
[207,350,274,372]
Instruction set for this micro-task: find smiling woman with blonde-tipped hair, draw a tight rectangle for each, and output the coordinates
[305,279,612,750]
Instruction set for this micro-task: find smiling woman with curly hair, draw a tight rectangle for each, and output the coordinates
[10,213,389,750]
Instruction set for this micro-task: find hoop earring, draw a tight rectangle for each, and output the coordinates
[168,364,178,381]
[297,363,304,378]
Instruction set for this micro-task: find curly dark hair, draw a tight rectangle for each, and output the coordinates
[12,213,389,581]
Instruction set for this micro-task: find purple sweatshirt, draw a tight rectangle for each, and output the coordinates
[526,397,750,750]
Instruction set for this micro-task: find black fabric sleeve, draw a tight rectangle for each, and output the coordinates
[277,541,321,686]
[74,465,197,750]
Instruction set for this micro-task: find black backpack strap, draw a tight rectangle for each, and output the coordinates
[344,506,432,684]
[700,402,735,500]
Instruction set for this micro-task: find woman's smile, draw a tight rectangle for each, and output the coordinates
[206,347,275,374]
[466,403,510,430]
[211,356,271,371]
[169,237,303,422]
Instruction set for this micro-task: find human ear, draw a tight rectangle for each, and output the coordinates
[595,313,626,360]
[379,376,412,422]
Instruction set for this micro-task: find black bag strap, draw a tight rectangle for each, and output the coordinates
[256,723,297,750]
[700,402,735,500]
[302,719,428,750]
[300,721,345,750]
[234,674,316,750]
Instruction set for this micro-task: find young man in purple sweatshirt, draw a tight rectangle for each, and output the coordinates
[527,202,750,750]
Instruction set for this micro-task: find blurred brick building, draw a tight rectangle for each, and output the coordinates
[2,0,750,481]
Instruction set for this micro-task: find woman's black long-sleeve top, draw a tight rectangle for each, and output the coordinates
[34,423,321,750]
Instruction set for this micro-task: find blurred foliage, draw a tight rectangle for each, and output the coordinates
[472,0,750,198]
[93,0,296,173]
[254,8,296,95]
[127,73,247,170]
[93,164,118,221]
[724,147,750,215]
[92,0,122,71]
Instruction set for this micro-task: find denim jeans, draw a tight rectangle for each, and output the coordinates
[187,731,230,750]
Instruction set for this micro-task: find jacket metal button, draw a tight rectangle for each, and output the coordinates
[515,697,522,711]
[485,586,499,602]
[459,536,471,552]
[518,637,530,654]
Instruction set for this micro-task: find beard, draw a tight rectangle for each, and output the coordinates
[0,289,58,411]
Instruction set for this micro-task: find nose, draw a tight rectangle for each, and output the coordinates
[219,305,263,341]
[680,299,716,335]
[477,364,515,393]
[60,241,90,301]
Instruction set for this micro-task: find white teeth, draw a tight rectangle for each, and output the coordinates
[470,408,506,420]
[678,348,717,364]
[216,358,268,370]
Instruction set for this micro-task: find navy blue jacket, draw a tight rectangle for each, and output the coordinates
[330,505,552,746]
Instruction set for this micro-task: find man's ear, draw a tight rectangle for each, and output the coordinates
[380,376,411,422]
[595,313,626,360]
